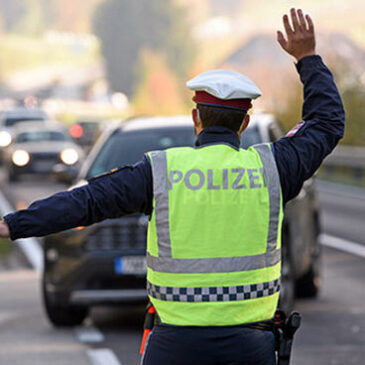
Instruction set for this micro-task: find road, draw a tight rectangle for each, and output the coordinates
[0,174,364,365]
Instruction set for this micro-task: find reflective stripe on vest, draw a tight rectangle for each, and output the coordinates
[147,278,281,302]
[148,143,281,274]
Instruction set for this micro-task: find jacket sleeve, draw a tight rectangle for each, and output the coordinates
[4,158,153,240]
[273,55,345,203]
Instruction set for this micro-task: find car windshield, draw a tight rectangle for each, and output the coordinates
[86,124,263,179]
[240,125,263,148]
[15,131,66,143]
[4,117,45,127]
[87,127,196,178]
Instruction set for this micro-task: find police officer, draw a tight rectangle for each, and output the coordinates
[0,9,344,365]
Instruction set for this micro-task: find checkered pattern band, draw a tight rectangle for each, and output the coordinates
[147,278,280,302]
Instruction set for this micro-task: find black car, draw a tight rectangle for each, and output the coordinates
[42,115,321,326]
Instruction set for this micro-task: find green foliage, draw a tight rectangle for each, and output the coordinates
[92,0,194,97]
[273,63,365,147]
[0,238,11,256]
[329,59,365,146]
[273,84,303,133]
[341,85,365,146]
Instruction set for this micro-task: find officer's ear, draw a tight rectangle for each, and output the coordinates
[192,108,203,135]
[238,114,250,138]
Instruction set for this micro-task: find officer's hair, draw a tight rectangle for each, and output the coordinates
[197,104,247,132]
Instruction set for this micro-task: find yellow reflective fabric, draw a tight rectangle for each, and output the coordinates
[147,144,283,326]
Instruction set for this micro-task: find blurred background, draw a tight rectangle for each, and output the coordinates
[0,0,363,138]
[0,1,364,365]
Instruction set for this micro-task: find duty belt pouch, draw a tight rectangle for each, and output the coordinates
[140,303,156,355]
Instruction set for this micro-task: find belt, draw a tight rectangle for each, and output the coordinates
[157,320,275,332]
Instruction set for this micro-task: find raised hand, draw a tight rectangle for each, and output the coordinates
[277,8,316,62]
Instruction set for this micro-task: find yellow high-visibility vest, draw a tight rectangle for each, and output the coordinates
[146,143,283,326]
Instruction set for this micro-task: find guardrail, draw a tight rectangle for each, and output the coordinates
[323,146,365,168]
[320,145,365,186]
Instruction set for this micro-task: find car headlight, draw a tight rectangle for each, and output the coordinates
[12,150,30,167]
[60,148,79,165]
[0,131,12,147]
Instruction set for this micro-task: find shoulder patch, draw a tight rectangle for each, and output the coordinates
[286,121,305,137]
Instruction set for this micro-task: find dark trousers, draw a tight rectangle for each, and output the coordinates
[141,324,276,365]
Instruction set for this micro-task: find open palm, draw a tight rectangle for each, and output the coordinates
[277,8,316,62]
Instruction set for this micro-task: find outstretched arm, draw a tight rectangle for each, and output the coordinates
[0,159,153,240]
[274,9,345,203]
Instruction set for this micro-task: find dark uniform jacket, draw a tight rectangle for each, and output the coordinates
[4,56,345,240]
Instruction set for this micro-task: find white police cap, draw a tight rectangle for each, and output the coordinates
[186,70,262,101]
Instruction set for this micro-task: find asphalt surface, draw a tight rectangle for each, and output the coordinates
[0,172,364,365]
[0,270,91,365]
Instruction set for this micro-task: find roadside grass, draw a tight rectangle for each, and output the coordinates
[0,238,12,257]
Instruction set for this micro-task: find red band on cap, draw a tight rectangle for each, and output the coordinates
[194,91,252,110]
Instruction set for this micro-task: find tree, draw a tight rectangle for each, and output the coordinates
[341,84,365,146]
[92,0,194,97]
[133,50,188,115]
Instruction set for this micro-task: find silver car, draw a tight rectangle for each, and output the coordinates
[0,108,49,157]
[4,121,84,182]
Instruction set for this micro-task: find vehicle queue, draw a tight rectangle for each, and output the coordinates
[0,106,322,327]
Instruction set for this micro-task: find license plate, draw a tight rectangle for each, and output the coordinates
[115,256,147,275]
[34,160,54,171]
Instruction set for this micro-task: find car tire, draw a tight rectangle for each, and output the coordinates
[42,277,88,327]
[279,227,295,315]
[295,248,322,298]
[296,212,322,298]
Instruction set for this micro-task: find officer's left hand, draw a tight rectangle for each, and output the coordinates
[277,8,316,62]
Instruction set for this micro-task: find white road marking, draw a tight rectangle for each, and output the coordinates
[14,237,43,272]
[319,234,365,258]
[75,325,105,344]
[87,349,122,365]
[0,188,43,272]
